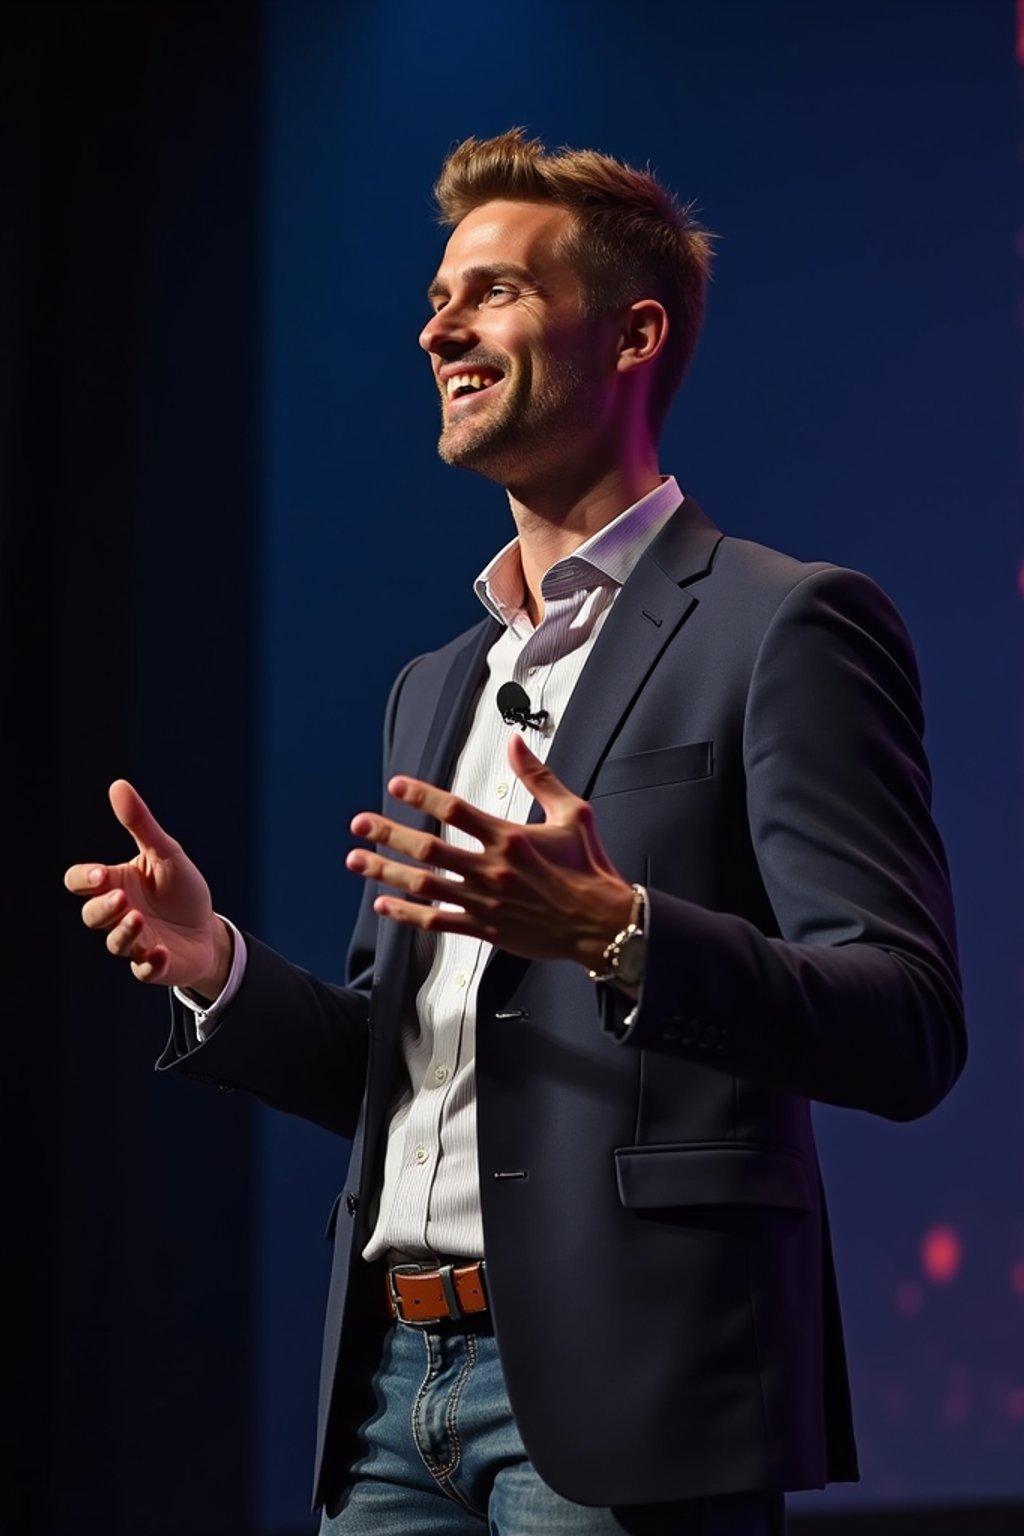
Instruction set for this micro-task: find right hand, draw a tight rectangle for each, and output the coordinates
[64,779,232,998]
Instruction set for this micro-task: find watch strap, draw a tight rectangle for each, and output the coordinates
[587,884,647,983]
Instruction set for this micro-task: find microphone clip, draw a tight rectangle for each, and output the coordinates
[496,680,549,732]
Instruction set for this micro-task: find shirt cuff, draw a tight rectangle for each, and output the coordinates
[172,917,247,1043]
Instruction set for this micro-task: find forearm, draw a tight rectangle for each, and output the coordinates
[158,932,371,1137]
[616,888,963,1120]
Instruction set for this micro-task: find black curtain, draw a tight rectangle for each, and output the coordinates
[2,4,264,1531]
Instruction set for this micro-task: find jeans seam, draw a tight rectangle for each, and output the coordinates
[437,1331,486,1516]
[440,1330,476,1482]
[429,1330,474,1479]
[410,1328,438,1481]
[410,1329,486,1518]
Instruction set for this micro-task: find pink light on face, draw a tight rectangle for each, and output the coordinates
[1012,1261,1024,1297]
[1008,1388,1024,1422]
[1017,559,1024,599]
[921,1225,962,1285]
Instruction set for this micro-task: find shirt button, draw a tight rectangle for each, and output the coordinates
[414,1145,430,1165]
[496,783,509,799]
[454,971,467,989]
[433,1064,450,1084]
[527,666,539,677]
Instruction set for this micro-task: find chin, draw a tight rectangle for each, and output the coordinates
[437,439,512,485]
[438,418,517,476]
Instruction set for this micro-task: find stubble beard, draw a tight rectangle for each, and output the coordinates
[437,356,599,489]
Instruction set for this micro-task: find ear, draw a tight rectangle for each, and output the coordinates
[615,299,669,377]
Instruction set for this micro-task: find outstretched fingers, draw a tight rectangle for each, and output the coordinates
[64,861,114,896]
[372,892,498,942]
[64,781,178,896]
[349,814,480,874]
[108,779,178,860]
[346,847,467,909]
[386,777,497,845]
[506,733,577,820]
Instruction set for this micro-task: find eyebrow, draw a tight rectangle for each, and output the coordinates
[426,263,539,303]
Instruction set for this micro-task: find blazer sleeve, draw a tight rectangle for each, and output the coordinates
[612,564,966,1122]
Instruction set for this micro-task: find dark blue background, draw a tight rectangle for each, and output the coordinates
[255,0,1021,1528]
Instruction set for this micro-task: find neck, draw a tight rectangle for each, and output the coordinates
[507,453,662,625]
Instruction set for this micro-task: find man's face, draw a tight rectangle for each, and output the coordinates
[419,200,615,486]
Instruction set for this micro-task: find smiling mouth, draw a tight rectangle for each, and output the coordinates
[445,368,504,404]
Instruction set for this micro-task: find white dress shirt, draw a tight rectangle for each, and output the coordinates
[179,477,684,1263]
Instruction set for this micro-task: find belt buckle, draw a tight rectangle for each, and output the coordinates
[388,1262,462,1327]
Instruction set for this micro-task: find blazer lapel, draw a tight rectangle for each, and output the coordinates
[410,615,502,826]
[531,496,722,816]
[369,615,499,1047]
[380,499,721,1009]
[481,498,721,1003]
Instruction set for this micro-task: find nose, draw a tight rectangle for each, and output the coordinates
[418,302,476,358]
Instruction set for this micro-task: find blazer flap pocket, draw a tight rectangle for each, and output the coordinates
[614,1142,811,1212]
[591,741,712,798]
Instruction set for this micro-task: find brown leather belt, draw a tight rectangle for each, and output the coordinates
[385,1261,488,1325]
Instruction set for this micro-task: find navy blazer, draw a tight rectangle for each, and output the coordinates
[163,498,965,1511]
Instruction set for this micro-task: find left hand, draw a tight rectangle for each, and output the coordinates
[345,733,633,969]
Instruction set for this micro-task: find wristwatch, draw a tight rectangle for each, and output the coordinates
[587,884,647,987]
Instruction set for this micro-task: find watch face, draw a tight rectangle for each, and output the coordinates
[616,933,647,987]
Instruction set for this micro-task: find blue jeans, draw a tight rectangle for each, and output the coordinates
[320,1319,786,1535]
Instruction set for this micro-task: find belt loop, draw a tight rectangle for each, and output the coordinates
[437,1263,461,1320]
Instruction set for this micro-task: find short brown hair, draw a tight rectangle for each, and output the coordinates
[434,129,713,437]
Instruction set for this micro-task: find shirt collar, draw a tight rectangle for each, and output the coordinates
[473,475,684,628]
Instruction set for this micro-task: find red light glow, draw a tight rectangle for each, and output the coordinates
[921,1225,962,1285]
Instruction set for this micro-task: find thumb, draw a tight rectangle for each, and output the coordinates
[507,733,575,817]
[108,779,178,859]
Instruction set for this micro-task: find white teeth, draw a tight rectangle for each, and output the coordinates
[445,371,501,398]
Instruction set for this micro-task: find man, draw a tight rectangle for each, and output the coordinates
[65,131,965,1534]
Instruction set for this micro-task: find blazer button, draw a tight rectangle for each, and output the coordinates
[680,1020,698,1046]
[345,1192,359,1217]
[662,1017,682,1042]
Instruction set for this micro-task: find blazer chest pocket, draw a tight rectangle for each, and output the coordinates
[590,741,712,799]
[614,1142,812,1212]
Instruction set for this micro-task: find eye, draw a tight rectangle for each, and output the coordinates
[482,284,516,305]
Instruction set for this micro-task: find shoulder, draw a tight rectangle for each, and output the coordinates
[381,615,497,734]
[652,496,892,631]
[391,616,496,694]
[709,534,909,646]
[711,533,832,608]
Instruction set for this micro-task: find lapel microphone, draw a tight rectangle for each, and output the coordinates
[496,681,549,730]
